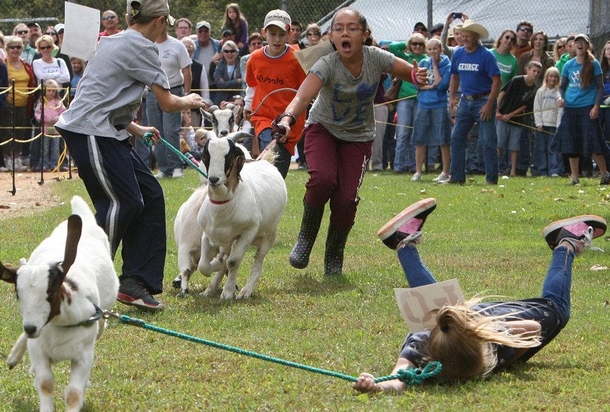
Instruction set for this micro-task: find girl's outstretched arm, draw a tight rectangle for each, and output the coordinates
[353,357,415,394]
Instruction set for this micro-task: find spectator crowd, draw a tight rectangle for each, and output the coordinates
[1,6,610,187]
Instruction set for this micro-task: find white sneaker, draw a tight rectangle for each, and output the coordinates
[154,171,167,179]
[172,168,184,178]
[411,172,422,182]
[433,172,449,182]
[7,158,27,172]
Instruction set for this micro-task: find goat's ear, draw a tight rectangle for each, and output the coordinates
[0,262,18,284]
[231,104,241,118]
[62,215,83,274]
[233,146,246,176]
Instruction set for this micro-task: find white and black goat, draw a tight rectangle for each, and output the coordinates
[173,117,252,296]
[197,104,252,152]
[196,134,287,300]
[1,196,119,412]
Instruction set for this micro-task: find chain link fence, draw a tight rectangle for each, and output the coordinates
[2,0,608,49]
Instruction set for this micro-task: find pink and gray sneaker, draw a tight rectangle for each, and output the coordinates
[542,215,607,256]
[377,198,437,249]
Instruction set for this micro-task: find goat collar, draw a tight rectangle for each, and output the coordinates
[209,197,232,205]
[62,298,103,328]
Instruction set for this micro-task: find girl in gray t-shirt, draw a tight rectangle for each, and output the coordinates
[274,7,426,277]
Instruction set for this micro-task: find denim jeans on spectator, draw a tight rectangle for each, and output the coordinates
[450,97,498,183]
[147,85,184,175]
[534,126,563,176]
[517,126,533,175]
[42,135,60,170]
[393,98,417,172]
[372,104,388,170]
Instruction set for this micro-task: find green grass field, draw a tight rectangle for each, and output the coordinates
[1,169,609,411]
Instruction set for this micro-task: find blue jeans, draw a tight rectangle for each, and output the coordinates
[41,136,60,170]
[146,85,184,175]
[450,98,498,183]
[534,126,564,176]
[394,98,417,172]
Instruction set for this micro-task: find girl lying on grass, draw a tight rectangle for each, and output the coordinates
[354,198,606,393]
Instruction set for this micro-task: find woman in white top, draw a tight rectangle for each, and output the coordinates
[32,35,70,84]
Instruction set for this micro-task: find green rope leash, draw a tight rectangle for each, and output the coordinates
[142,132,207,179]
[109,313,441,385]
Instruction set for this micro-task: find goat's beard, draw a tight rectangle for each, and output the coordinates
[209,184,230,199]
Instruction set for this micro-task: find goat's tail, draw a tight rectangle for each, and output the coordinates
[256,140,280,164]
[71,196,96,222]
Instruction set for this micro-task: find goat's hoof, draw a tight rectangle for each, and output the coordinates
[200,288,215,298]
[176,289,189,298]
[219,290,235,300]
[236,289,253,299]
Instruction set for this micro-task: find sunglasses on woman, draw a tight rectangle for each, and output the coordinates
[223,49,237,53]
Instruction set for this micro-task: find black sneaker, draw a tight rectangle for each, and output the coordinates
[117,277,165,311]
[542,215,607,255]
[377,198,436,249]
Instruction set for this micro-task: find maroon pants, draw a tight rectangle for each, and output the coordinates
[303,123,371,229]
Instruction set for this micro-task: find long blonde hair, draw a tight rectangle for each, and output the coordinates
[422,298,541,381]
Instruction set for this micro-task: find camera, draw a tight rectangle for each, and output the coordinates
[452,12,462,19]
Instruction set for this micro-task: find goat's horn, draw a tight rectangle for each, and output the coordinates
[227,131,253,143]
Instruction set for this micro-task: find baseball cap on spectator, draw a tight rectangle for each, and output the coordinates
[27,22,41,29]
[413,22,427,32]
[54,23,65,34]
[263,9,291,31]
[127,0,175,25]
[196,21,211,31]
[221,26,234,36]
[574,34,590,44]
[430,23,444,35]
[447,27,455,39]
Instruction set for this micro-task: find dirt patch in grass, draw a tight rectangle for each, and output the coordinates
[0,171,66,219]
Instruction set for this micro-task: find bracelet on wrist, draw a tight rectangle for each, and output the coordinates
[273,112,297,127]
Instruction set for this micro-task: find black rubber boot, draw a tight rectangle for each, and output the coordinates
[289,204,324,269]
[324,225,352,276]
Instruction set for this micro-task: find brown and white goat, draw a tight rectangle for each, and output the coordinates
[1,196,119,412]
[174,132,254,296]
[196,135,287,299]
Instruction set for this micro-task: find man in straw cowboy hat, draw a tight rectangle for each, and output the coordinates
[445,19,501,185]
